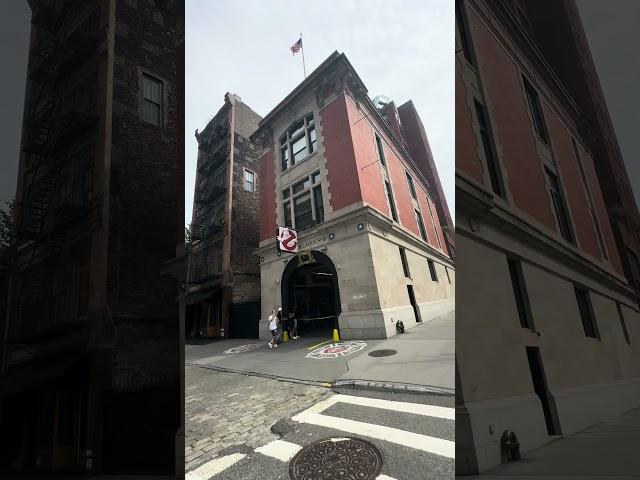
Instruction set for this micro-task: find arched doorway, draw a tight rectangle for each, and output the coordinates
[281,250,341,337]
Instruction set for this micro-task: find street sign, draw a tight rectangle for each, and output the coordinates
[277,226,299,253]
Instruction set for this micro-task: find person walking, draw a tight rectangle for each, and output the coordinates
[274,308,283,345]
[289,309,299,340]
[268,309,278,349]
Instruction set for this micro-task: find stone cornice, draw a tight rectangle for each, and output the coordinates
[456,171,635,301]
[254,204,453,267]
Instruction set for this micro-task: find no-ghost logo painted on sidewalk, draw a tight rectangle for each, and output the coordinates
[306,341,367,359]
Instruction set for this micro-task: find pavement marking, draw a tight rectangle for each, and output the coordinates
[185,453,246,480]
[307,339,332,350]
[306,341,368,359]
[377,476,398,480]
[332,394,455,420]
[291,411,454,459]
[254,439,303,462]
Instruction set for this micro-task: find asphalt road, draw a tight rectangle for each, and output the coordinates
[186,386,454,480]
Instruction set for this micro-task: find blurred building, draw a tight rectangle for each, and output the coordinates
[0,0,182,474]
[186,93,262,339]
[456,0,640,474]
[252,51,454,340]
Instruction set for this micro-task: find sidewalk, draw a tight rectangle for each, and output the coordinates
[185,311,454,393]
[468,406,640,479]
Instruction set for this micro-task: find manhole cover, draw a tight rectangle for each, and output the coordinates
[289,437,383,480]
[368,349,397,357]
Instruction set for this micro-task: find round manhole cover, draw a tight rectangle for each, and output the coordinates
[289,437,383,480]
[368,349,398,357]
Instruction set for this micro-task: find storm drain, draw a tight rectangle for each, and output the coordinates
[368,349,398,357]
[289,437,383,480]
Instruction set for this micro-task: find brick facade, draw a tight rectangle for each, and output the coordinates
[187,94,261,339]
[1,0,182,474]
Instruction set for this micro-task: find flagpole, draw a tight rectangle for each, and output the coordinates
[300,32,307,78]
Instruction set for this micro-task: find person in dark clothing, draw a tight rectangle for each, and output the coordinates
[288,310,299,340]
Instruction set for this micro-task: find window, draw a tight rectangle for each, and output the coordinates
[385,180,398,222]
[455,0,475,65]
[399,248,410,278]
[426,196,443,250]
[283,201,292,227]
[617,303,631,345]
[474,100,504,197]
[406,172,417,199]
[507,258,534,330]
[294,192,313,231]
[523,77,549,144]
[445,266,451,284]
[281,171,324,232]
[143,74,162,126]
[572,137,607,260]
[244,169,255,192]
[546,167,574,243]
[574,286,599,339]
[375,133,386,167]
[280,113,316,171]
[415,209,427,241]
[428,259,438,282]
[313,186,324,224]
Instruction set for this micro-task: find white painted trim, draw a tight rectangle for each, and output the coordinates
[292,411,455,459]
[331,394,455,420]
[255,439,302,462]
[185,453,246,480]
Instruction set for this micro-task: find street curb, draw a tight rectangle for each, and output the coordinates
[187,362,454,396]
[332,379,455,396]
[186,362,334,389]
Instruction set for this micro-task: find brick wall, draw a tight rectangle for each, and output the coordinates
[109,0,180,388]
[258,147,276,243]
[230,100,261,304]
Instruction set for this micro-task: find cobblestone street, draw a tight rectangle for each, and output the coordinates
[185,366,332,472]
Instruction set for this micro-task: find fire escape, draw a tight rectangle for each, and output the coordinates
[189,124,229,283]
[9,0,103,342]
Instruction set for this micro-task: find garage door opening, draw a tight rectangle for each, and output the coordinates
[281,250,341,338]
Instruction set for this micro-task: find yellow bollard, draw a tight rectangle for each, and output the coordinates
[332,329,340,342]
[283,330,289,342]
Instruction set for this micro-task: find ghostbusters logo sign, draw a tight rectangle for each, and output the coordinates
[277,226,298,253]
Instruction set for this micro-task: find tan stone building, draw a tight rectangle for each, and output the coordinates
[252,52,454,340]
[456,0,640,474]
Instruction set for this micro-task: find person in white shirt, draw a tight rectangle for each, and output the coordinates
[268,309,279,349]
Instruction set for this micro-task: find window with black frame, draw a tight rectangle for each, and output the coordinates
[281,171,324,232]
[143,74,162,126]
[545,167,574,243]
[280,113,316,171]
[415,209,427,241]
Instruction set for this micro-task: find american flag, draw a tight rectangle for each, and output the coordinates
[290,38,302,55]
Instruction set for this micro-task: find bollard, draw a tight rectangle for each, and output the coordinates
[332,329,340,342]
[283,331,289,342]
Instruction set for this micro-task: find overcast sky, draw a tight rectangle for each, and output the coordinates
[2,2,637,229]
[185,0,454,226]
[576,0,640,208]
[0,2,30,207]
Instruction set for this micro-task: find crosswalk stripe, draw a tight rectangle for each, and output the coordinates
[255,439,303,462]
[377,475,398,480]
[185,453,246,480]
[332,394,455,420]
[291,411,455,459]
